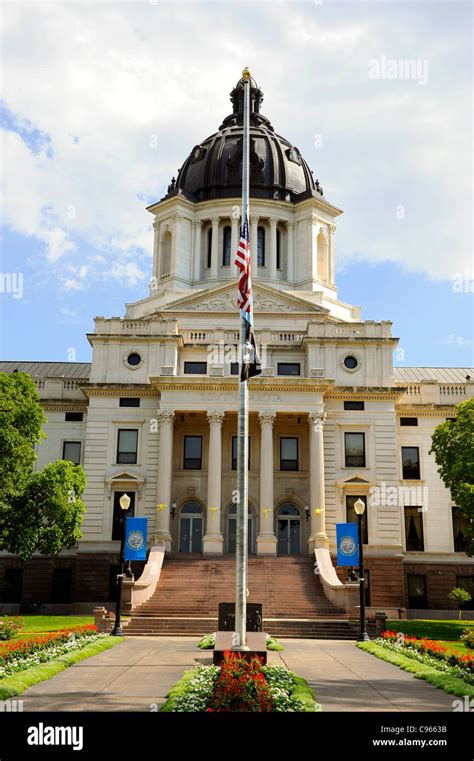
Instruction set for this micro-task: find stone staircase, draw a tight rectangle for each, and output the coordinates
[126,555,358,639]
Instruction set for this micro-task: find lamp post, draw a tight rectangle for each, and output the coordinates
[111,493,131,636]
[354,498,369,642]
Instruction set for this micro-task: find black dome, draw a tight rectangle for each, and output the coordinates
[165,76,324,204]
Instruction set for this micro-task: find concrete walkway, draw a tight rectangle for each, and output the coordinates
[19,637,455,712]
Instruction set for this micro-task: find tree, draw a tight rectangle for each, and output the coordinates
[448,587,472,620]
[430,399,474,556]
[0,372,86,561]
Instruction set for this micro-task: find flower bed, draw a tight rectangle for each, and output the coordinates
[374,630,474,685]
[161,651,320,712]
[0,625,106,678]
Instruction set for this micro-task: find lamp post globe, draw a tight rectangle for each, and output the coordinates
[111,493,131,636]
[354,498,369,642]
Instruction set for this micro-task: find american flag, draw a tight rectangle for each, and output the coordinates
[234,215,261,381]
[234,216,252,314]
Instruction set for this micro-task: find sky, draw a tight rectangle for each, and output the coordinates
[0,0,472,367]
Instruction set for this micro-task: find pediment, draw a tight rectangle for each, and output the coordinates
[162,282,328,315]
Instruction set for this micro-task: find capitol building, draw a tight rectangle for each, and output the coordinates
[1,75,473,629]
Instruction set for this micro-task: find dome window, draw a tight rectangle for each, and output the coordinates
[276,229,281,270]
[222,226,231,266]
[257,226,265,267]
[207,228,212,269]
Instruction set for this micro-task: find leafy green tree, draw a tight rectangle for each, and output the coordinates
[0,372,86,561]
[448,587,472,620]
[430,399,474,556]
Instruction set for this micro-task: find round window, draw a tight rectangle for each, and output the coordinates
[127,352,141,367]
[344,356,358,370]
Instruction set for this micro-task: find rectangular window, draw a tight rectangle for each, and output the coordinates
[0,569,23,603]
[404,506,424,551]
[402,446,421,480]
[452,506,469,552]
[184,435,202,469]
[230,362,239,376]
[277,363,300,376]
[407,574,427,609]
[62,441,81,464]
[400,417,418,426]
[51,568,73,604]
[344,401,365,411]
[65,412,83,422]
[280,437,298,471]
[112,491,135,541]
[184,361,207,375]
[456,576,474,610]
[116,429,138,464]
[232,436,250,470]
[119,398,140,407]
[346,495,368,544]
[344,432,366,468]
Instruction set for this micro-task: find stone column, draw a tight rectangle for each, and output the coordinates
[152,220,160,281]
[210,216,219,279]
[203,411,225,554]
[257,411,277,555]
[286,221,295,283]
[155,409,175,550]
[269,217,278,280]
[329,224,336,284]
[308,411,328,551]
[250,214,259,278]
[193,220,202,282]
[231,215,240,278]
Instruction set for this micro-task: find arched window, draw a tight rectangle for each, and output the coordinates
[207,228,212,269]
[161,232,172,277]
[317,231,328,282]
[257,226,265,267]
[222,225,231,266]
[276,229,281,270]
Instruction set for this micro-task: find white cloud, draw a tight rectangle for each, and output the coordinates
[0,0,471,289]
[447,334,472,347]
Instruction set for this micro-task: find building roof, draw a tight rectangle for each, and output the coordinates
[0,361,92,379]
[393,367,473,383]
[166,76,325,205]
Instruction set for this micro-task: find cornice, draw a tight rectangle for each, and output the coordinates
[396,405,457,417]
[42,403,88,412]
[150,376,334,394]
[80,385,157,399]
[326,387,405,401]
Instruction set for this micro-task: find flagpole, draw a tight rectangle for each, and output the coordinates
[235,67,251,650]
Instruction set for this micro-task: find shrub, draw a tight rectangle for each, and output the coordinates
[461,628,474,649]
[0,617,22,641]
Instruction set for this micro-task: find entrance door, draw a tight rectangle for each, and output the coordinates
[179,501,203,553]
[277,503,301,555]
[227,504,254,554]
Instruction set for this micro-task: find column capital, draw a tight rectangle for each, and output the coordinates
[329,223,336,235]
[308,411,326,431]
[258,410,276,427]
[269,216,278,228]
[250,214,260,225]
[207,410,225,427]
[211,215,220,226]
[311,214,322,226]
[286,220,296,230]
[157,408,175,424]
[153,219,160,230]
[193,219,203,230]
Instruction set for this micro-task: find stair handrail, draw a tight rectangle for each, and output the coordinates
[122,546,165,612]
[314,548,359,614]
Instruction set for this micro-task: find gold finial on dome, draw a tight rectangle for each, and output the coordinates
[242,67,251,80]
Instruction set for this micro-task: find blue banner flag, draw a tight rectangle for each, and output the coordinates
[336,523,359,566]
[124,517,148,561]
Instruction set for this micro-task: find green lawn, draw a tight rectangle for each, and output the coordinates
[386,619,473,642]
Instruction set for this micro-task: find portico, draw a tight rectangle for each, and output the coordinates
[151,376,331,556]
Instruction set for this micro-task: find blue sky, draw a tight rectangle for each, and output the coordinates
[0,0,472,367]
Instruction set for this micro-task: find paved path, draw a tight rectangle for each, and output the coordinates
[19,637,455,712]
